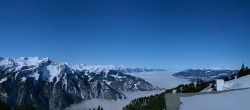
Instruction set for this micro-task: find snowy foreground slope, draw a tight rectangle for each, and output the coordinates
[180,75,250,110]
[180,88,250,110]
[224,75,250,89]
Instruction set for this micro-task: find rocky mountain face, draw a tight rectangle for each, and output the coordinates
[0,57,159,110]
[172,68,238,81]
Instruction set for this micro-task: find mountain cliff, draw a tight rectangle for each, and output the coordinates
[0,57,159,110]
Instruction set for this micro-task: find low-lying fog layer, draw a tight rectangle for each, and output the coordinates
[66,71,190,110]
[65,90,163,110]
[125,71,190,89]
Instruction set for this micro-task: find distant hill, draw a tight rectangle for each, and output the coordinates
[172,68,238,81]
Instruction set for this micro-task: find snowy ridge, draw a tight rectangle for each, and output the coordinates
[0,57,52,72]
[0,57,165,75]
[15,57,50,67]
[72,64,118,73]
[72,64,165,74]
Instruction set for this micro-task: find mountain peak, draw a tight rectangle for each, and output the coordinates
[72,64,117,73]
[0,57,53,72]
[16,57,52,67]
[15,57,51,66]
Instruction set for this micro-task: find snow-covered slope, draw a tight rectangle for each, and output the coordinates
[224,75,250,89]
[180,75,250,110]
[180,88,250,110]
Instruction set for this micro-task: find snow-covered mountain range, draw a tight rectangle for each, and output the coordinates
[72,64,165,74]
[172,68,239,81]
[0,57,165,74]
[0,57,160,110]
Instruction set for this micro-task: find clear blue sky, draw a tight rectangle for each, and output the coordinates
[0,0,250,69]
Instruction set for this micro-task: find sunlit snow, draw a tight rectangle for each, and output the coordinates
[0,77,7,83]
[180,75,250,110]
[224,75,250,89]
[29,72,40,80]
[72,64,116,74]
[46,65,60,82]
[180,88,250,110]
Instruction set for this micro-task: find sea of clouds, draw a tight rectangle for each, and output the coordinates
[66,71,190,110]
